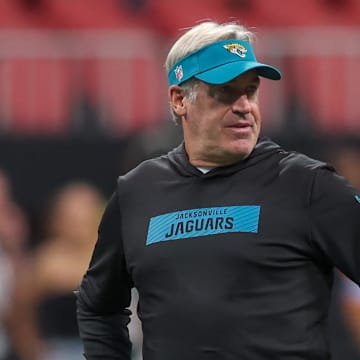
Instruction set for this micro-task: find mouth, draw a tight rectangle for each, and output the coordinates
[223,121,254,137]
[225,122,253,130]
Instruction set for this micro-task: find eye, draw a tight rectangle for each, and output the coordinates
[207,85,230,99]
[217,85,230,93]
[208,84,239,103]
[246,86,258,98]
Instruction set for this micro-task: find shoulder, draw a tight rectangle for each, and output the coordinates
[120,154,171,182]
[276,148,333,176]
[254,138,333,176]
[117,144,185,185]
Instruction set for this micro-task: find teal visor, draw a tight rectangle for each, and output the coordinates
[168,39,281,86]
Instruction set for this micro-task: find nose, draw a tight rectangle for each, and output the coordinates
[232,94,251,117]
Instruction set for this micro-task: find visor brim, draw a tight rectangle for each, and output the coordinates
[195,61,281,84]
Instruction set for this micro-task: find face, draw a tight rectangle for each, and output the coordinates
[170,70,261,167]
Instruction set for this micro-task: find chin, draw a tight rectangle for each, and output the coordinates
[228,140,255,157]
[219,149,251,165]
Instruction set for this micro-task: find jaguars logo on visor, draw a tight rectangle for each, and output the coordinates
[223,43,247,58]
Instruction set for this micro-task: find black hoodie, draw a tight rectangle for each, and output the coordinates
[77,138,360,360]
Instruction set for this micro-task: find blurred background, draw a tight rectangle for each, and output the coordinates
[0,0,359,359]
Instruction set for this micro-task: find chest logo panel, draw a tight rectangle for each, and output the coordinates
[146,206,260,245]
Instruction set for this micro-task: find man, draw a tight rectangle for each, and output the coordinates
[77,21,360,359]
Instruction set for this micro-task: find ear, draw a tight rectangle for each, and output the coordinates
[169,85,187,117]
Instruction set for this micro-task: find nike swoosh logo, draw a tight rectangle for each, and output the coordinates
[355,195,360,203]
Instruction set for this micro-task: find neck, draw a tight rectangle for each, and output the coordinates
[186,148,248,168]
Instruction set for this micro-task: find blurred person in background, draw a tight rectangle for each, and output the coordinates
[76,20,360,360]
[0,169,30,360]
[8,181,105,360]
[326,140,360,360]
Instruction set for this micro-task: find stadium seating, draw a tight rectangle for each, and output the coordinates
[0,0,358,135]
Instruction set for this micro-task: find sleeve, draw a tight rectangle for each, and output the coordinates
[309,167,360,284]
[76,190,134,359]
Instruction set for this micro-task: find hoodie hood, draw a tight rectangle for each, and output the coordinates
[167,137,282,178]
